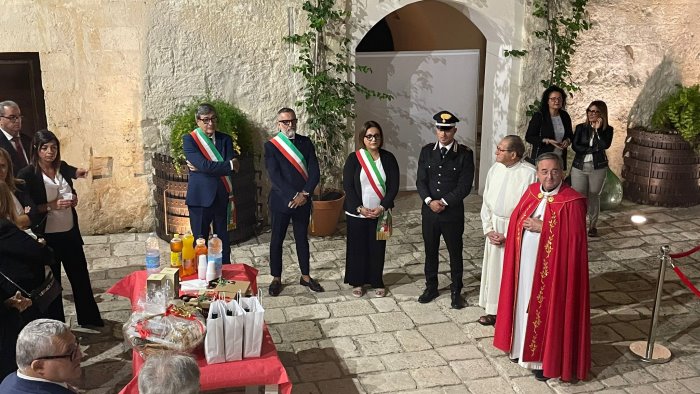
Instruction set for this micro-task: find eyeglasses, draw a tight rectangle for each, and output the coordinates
[278,119,298,126]
[586,109,601,114]
[548,96,562,102]
[436,126,455,132]
[198,116,217,124]
[496,146,512,153]
[364,134,381,141]
[0,115,23,123]
[34,340,80,363]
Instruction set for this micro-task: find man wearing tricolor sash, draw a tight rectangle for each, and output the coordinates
[416,110,474,309]
[183,104,239,264]
[263,108,322,296]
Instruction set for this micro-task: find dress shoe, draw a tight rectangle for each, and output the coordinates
[269,280,282,296]
[509,357,519,363]
[450,290,465,309]
[300,277,324,292]
[418,288,439,303]
[533,369,550,382]
[587,227,598,237]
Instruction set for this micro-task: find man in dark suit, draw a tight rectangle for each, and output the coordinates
[0,101,30,175]
[416,110,475,309]
[0,319,82,393]
[264,107,323,296]
[183,103,239,264]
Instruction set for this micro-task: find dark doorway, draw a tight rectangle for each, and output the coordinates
[356,18,394,52]
[0,53,48,140]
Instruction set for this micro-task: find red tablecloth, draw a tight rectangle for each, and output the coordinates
[107,264,291,394]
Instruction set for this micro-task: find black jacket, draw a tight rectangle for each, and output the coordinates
[525,110,574,169]
[343,149,400,213]
[16,162,81,236]
[571,123,614,170]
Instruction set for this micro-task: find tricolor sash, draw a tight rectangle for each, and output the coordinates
[190,128,237,230]
[270,132,308,180]
[355,149,392,240]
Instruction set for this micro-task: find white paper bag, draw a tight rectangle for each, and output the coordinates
[224,299,245,362]
[239,296,265,358]
[204,299,227,364]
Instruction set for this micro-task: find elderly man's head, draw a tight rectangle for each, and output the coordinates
[195,103,218,137]
[535,152,564,191]
[495,135,526,166]
[138,353,200,394]
[16,319,82,384]
[0,100,22,136]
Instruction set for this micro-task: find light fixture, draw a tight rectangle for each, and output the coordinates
[631,215,647,225]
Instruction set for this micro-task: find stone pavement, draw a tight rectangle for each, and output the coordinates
[66,192,699,393]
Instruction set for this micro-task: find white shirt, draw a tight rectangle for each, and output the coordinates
[345,156,386,218]
[42,171,74,233]
[551,116,565,156]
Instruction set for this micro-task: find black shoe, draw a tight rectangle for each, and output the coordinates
[450,290,464,309]
[269,280,282,296]
[418,288,439,303]
[300,277,324,292]
[79,319,104,328]
[510,358,519,363]
[587,227,598,237]
[533,369,550,382]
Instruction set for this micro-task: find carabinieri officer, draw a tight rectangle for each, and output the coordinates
[416,110,474,309]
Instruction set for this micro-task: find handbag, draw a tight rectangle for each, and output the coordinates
[0,268,62,314]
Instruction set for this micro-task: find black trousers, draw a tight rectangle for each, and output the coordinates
[344,215,386,288]
[269,205,311,278]
[44,226,102,326]
[422,217,464,291]
[188,183,231,264]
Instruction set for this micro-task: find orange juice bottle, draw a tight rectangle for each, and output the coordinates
[181,232,195,277]
[169,233,183,269]
[193,237,208,277]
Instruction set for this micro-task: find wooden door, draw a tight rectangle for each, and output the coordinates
[0,52,48,141]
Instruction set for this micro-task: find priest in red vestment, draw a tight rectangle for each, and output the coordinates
[493,152,590,382]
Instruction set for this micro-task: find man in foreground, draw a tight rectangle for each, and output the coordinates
[138,353,200,394]
[0,319,82,393]
[493,152,590,382]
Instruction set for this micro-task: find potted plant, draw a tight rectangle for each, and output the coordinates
[284,0,392,236]
[622,84,700,207]
[153,97,259,241]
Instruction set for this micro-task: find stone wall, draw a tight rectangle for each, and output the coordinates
[517,0,700,176]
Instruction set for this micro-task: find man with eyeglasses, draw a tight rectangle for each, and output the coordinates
[477,135,535,327]
[0,101,30,175]
[0,319,82,393]
[183,103,240,264]
[494,152,589,382]
[263,107,322,296]
[416,110,474,309]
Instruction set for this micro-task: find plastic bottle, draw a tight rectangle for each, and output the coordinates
[170,233,183,269]
[181,232,195,278]
[194,237,208,278]
[145,233,161,274]
[208,234,223,278]
[197,255,207,280]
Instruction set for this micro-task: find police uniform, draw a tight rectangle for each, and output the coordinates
[416,111,475,309]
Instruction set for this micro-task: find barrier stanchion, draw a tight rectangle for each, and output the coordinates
[629,245,672,363]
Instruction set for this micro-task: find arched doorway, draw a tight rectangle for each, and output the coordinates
[352,0,526,194]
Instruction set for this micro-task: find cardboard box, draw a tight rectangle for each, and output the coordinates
[199,279,252,299]
[159,267,181,298]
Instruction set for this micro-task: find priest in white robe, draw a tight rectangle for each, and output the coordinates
[477,136,536,326]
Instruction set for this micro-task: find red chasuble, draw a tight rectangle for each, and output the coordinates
[493,182,590,382]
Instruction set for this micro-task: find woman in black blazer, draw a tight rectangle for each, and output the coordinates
[525,85,574,169]
[571,100,614,237]
[342,121,400,298]
[17,130,103,327]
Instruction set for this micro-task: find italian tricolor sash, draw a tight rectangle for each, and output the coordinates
[270,132,308,180]
[355,149,392,240]
[190,128,237,230]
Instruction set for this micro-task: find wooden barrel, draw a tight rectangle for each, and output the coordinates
[152,153,261,243]
[622,128,700,207]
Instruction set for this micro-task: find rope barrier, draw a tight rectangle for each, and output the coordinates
[668,243,700,299]
[669,244,700,259]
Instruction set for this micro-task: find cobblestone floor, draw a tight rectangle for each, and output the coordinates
[67,192,700,393]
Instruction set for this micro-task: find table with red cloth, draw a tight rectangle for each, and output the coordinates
[107,264,291,394]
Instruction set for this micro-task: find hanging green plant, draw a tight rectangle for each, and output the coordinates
[165,97,254,165]
[650,84,700,148]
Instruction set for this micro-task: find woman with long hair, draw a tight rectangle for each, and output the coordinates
[571,100,614,237]
[0,148,37,230]
[17,129,103,327]
[525,85,574,169]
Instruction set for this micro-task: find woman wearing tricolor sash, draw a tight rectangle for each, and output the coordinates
[342,121,399,298]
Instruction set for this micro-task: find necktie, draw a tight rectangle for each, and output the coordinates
[11,136,27,167]
[440,147,447,159]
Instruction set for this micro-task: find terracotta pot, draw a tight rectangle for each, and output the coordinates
[309,190,345,236]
